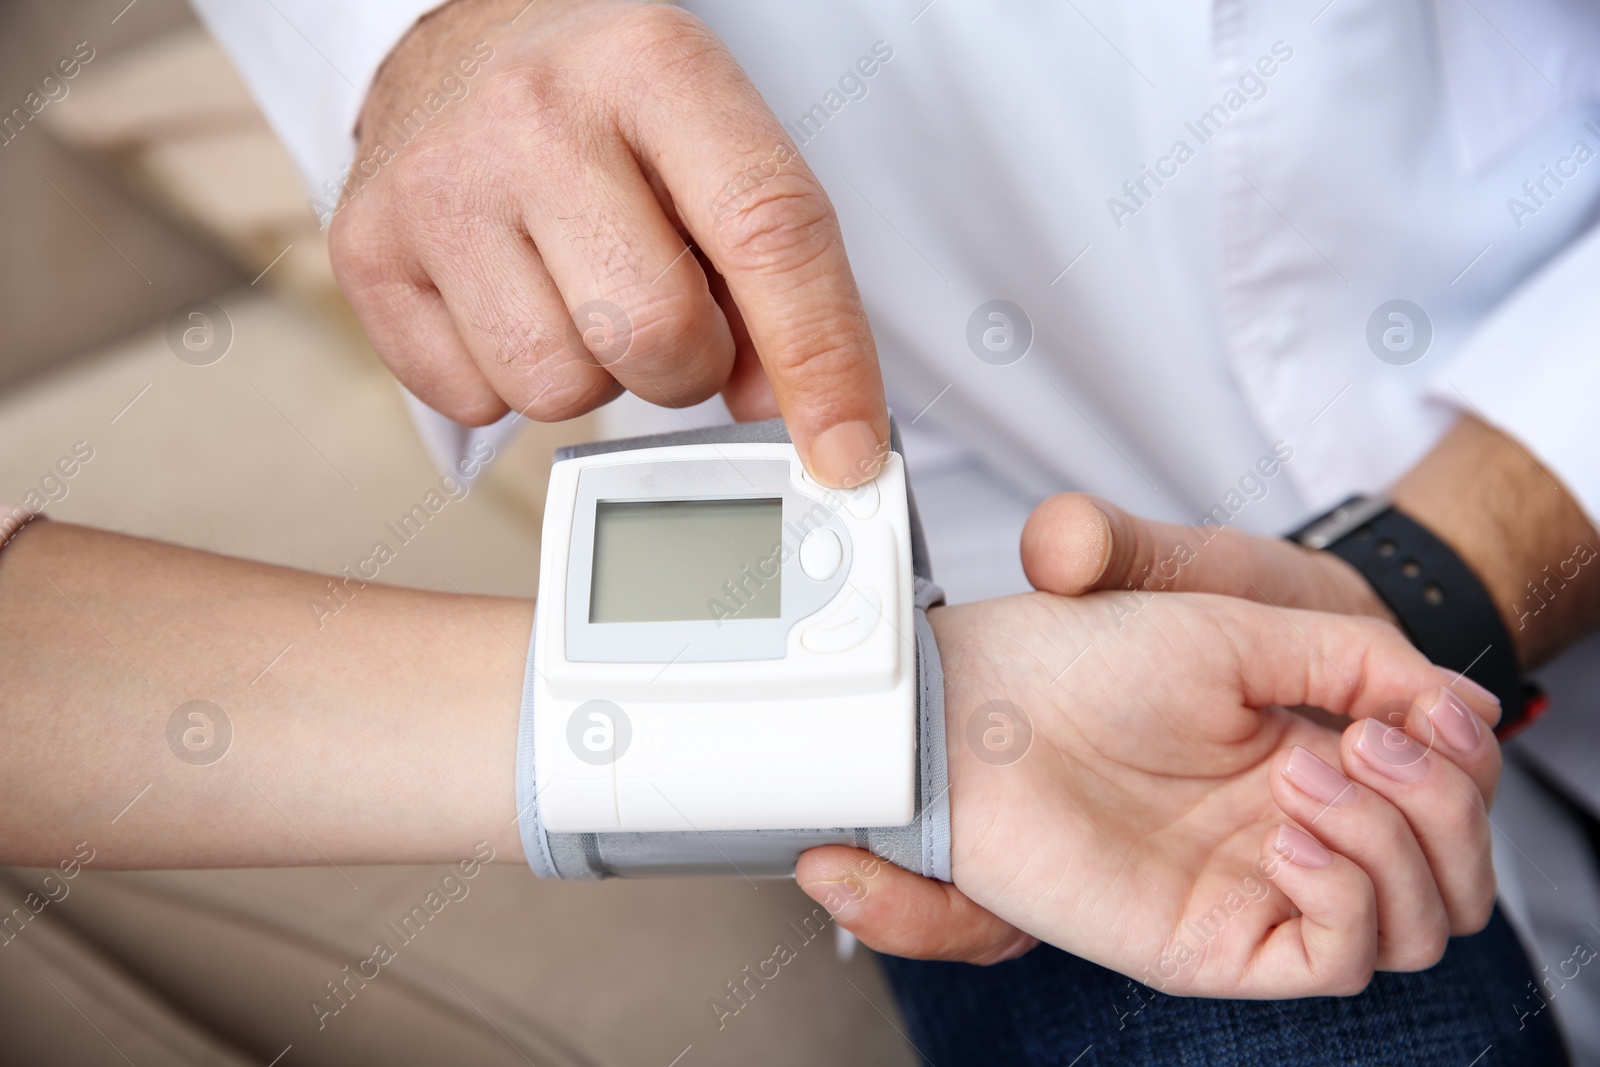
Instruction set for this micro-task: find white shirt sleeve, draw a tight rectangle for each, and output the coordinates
[188,0,443,197]
[1426,222,1600,527]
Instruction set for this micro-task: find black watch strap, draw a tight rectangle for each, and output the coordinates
[1289,496,1545,739]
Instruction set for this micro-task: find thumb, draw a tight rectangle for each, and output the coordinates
[795,846,1036,965]
[1021,493,1392,618]
[1022,492,1217,595]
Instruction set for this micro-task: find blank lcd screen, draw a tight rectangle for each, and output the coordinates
[589,498,783,623]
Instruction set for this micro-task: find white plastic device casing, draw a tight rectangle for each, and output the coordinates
[532,443,915,833]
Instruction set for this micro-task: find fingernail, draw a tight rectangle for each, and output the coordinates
[1427,688,1482,753]
[1274,824,1332,869]
[1449,674,1501,709]
[1354,717,1429,783]
[803,879,863,922]
[1283,747,1356,808]
[809,421,883,488]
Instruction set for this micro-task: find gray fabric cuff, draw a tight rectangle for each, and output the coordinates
[513,417,951,881]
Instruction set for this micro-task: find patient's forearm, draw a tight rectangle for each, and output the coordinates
[0,521,531,869]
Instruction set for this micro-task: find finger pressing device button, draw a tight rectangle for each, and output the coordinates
[514,417,951,881]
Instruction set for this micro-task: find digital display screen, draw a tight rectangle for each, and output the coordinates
[589,498,783,623]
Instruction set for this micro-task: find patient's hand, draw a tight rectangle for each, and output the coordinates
[800,590,1501,998]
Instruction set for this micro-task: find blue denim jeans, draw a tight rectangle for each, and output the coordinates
[880,906,1566,1065]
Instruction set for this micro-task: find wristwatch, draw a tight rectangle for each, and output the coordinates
[1289,496,1546,739]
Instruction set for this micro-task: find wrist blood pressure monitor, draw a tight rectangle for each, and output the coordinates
[515,418,950,881]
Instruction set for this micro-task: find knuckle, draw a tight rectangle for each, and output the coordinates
[440,391,513,427]
[1350,880,1380,931]
[623,286,710,355]
[613,4,725,82]
[1436,780,1491,841]
[760,333,866,403]
[397,358,507,426]
[389,153,490,239]
[485,61,583,151]
[713,178,838,274]
[1454,895,1495,936]
[1424,927,1450,967]
[518,362,620,423]
[609,289,731,405]
[1349,612,1400,645]
[327,198,412,294]
[341,279,426,344]
[327,212,378,290]
[463,306,564,368]
[1453,869,1498,935]
[1393,926,1451,972]
[572,214,648,286]
[1366,616,1413,654]
[1331,965,1375,997]
[332,159,503,278]
[1365,803,1413,854]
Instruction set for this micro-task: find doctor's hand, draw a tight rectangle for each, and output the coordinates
[330,0,889,487]
[799,590,1503,997]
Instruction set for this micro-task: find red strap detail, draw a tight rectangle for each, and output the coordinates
[1495,690,1549,741]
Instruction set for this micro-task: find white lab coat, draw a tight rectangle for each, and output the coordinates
[192,0,1600,1055]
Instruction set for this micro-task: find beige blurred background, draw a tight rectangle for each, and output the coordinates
[0,2,917,1064]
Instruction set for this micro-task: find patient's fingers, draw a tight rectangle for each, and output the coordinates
[1340,690,1501,935]
[795,845,1036,964]
[1269,745,1451,971]
[1243,824,1379,997]
[1405,683,1503,809]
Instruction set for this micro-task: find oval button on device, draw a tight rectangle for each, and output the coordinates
[801,588,882,654]
[799,528,843,580]
[838,481,880,519]
[799,464,879,518]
